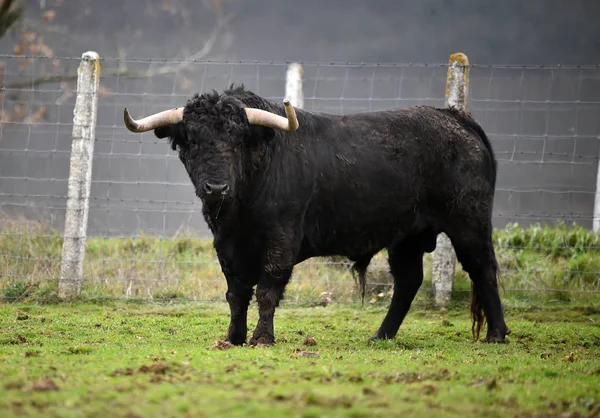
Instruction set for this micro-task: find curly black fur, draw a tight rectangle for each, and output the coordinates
[151,83,510,345]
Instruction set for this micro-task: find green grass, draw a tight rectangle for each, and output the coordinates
[1,218,599,306]
[0,302,599,417]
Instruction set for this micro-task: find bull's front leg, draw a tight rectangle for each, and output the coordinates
[248,267,293,346]
[217,248,260,346]
[225,278,254,345]
[248,228,298,346]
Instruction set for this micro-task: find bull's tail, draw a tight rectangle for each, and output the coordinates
[351,257,370,305]
[442,107,500,341]
[470,252,504,341]
[470,283,486,341]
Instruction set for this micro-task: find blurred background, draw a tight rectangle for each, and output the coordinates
[0,0,599,237]
[0,0,599,303]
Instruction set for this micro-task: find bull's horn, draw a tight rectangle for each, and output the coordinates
[123,107,184,133]
[244,98,299,132]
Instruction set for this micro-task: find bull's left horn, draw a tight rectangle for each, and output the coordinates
[244,98,299,132]
[123,107,184,133]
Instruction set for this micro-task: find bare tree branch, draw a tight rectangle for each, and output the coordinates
[3,11,235,89]
[0,0,23,39]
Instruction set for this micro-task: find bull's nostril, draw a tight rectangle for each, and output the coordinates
[204,182,230,195]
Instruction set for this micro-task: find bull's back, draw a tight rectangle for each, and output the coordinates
[297,106,495,255]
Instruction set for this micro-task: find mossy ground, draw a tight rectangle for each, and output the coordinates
[0,302,599,418]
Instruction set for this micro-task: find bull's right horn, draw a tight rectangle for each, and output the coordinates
[244,98,299,132]
[123,107,184,133]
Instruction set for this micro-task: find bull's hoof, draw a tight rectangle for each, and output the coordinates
[248,335,275,347]
[485,328,510,343]
[226,335,247,346]
[226,328,247,346]
[485,335,506,343]
[368,331,396,343]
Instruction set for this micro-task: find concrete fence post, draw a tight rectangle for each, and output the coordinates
[285,62,304,109]
[594,163,600,233]
[58,51,101,299]
[431,52,470,308]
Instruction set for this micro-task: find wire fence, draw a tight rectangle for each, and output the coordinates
[0,54,599,305]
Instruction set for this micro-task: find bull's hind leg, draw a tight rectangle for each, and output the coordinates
[445,220,510,343]
[369,235,428,341]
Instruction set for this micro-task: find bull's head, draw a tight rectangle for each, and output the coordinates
[122,91,298,213]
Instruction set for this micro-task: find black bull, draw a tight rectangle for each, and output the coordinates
[123,85,510,346]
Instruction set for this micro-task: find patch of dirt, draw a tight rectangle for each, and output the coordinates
[13,335,27,344]
[4,380,25,390]
[149,375,163,383]
[384,372,422,384]
[471,377,501,391]
[303,335,317,346]
[362,387,377,396]
[420,384,438,395]
[111,368,135,377]
[301,392,355,409]
[24,351,40,357]
[211,340,235,350]
[26,379,59,392]
[291,350,320,359]
[382,368,453,385]
[225,364,240,373]
[138,364,168,375]
[487,378,500,391]
[271,393,292,402]
[16,313,29,321]
[517,333,535,342]
[110,361,191,384]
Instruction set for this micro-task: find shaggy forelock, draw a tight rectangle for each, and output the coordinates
[182,89,251,142]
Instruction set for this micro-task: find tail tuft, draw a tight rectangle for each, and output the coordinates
[351,258,370,305]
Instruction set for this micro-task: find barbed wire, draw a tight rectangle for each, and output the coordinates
[1,54,600,69]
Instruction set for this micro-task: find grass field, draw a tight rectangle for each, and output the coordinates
[1,221,600,417]
[0,301,599,417]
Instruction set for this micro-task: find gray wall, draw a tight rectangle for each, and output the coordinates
[1,1,599,237]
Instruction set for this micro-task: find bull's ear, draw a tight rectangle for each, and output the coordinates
[154,125,188,151]
[154,126,171,139]
[247,124,275,144]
